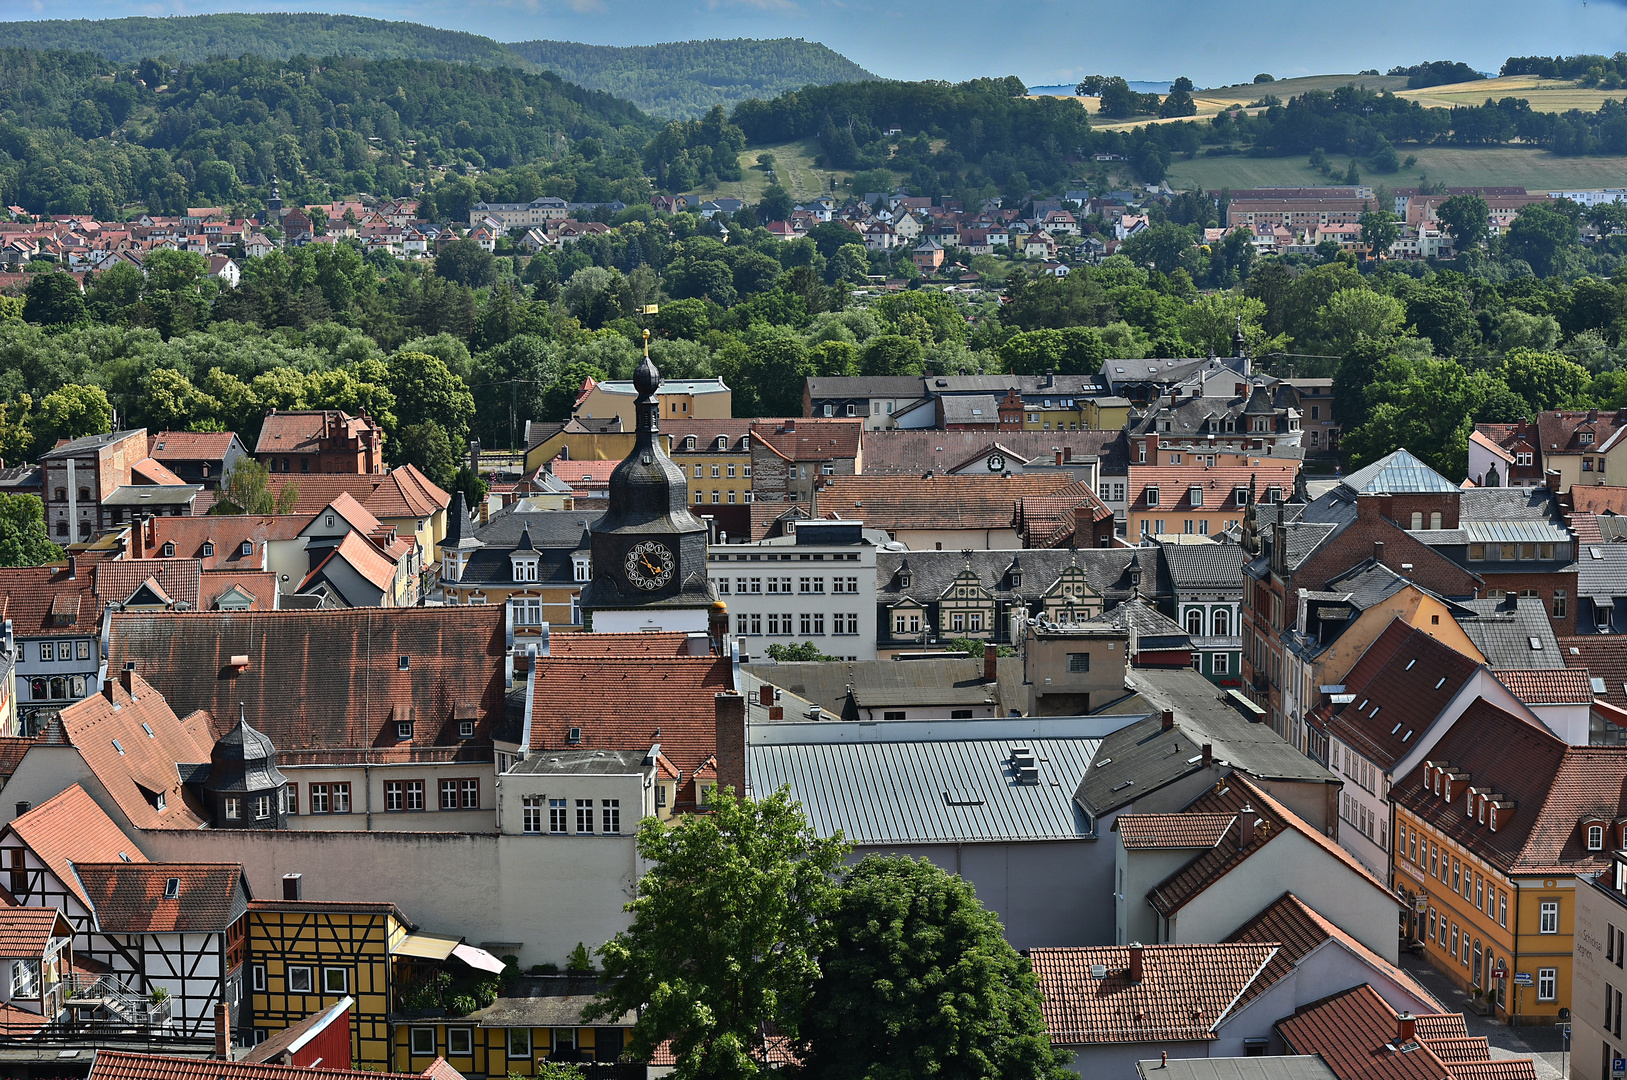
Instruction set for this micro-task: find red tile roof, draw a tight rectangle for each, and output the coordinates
[546,632,699,656]
[144,515,305,569]
[5,785,146,907]
[265,466,448,520]
[322,491,384,536]
[1319,619,1482,770]
[200,570,278,610]
[130,458,188,486]
[528,656,731,781]
[1114,814,1235,850]
[0,737,34,779]
[147,431,239,460]
[1412,1015,1468,1040]
[0,564,102,638]
[1392,697,1627,876]
[0,908,70,956]
[1148,775,1397,917]
[254,410,382,456]
[93,558,202,610]
[72,863,247,933]
[106,608,508,764]
[88,1050,446,1080]
[1128,462,1299,511]
[1030,942,1277,1045]
[0,1003,49,1036]
[810,473,1080,531]
[1562,635,1627,709]
[1224,893,1442,1011]
[751,419,863,462]
[57,671,216,830]
[1491,668,1594,705]
[1570,486,1627,515]
[300,531,398,595]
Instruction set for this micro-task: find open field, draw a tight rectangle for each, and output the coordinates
[711,138,846,204]
[1159,146,1627,192]
[1396,75,1627,111]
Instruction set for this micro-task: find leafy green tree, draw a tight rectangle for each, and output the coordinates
[757,184,794,224]
[436,238,496,288]
[386,351,476,445]
[215,458,300,515]
[1503,203,1579,277]
[808,340,857,377]
[1158,76,1198,118]
[1342,353,1505,477]
[1119,223,1195,275]
[0,493,63,568]
[586,789,850,1080]
[1403,282,1479,355]
[1314,289,1406,355]
[395,421,458,489]
[803,855,1073,1080]
[1436,193,1490,250]
[452,466,488,508]
[946,637,1014,658]
[765,642,840,661]
[827,244,871,285]
[860,334,925,377]
[1499,349,1590,413]
[37,384,110,449]
[1359,209,1400,258]
[0,395,34,463]
[22,273,87,326]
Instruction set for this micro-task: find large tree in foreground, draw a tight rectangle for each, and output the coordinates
[0,493,63,568]
[802,855,1073,1080]
[586,789,849,1080]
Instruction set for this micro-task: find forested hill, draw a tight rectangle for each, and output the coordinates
[0,14,520,67]
[504,39,875,117]
[0,15,876,117]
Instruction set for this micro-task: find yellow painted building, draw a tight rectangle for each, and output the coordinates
[392,984,636,1077]
[574,378,731,428]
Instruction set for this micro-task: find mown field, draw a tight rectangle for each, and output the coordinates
[1160,146,1627,193]
[730,138,841,202]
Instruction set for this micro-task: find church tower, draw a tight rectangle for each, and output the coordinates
[580,332,716,632]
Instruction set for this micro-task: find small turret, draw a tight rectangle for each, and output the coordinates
[205,704,289,829]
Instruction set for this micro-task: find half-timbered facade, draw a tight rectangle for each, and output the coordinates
[0,907,73,1027]
[247,899,411,1069]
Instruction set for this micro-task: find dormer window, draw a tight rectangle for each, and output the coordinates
[1590,823,1606,851]
[1011,569,1022,587]
[1189,486,1203,508]
[1235,487,1248,506]
[572,554,590,582]
[1146,486,1160,507]
[512,557,539,582]
[685,436,696,450]
[162,542,175,557]
[201,542,214,557]
[716,436,727,450]
[240,541,253,556]
[1582,433,1595,445]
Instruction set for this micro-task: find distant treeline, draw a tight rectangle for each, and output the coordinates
[1501,53,1627,88]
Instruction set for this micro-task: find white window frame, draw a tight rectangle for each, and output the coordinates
[287,965,313,993]
[1538,967,1557,1001]
[448,1028,473,1056]
[1540,900,1560,934]
[323,967,347,993]
[410,1028,436,1056]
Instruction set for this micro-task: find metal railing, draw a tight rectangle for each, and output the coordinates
[64,973,173,1029]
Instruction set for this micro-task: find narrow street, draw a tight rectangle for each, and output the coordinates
[1397,949,1572,1078]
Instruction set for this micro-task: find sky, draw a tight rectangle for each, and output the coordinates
[3,0,1626,87]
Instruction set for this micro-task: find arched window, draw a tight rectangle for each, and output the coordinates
[77,488,89,503]
[1212,609,1229,637]
[53,489,65,502]
[1430,511,1443,529]
[1411,512,1424,530]
[30,680,47,702]
[1186,609,1204,636]
[1472,940,1483,985]
[1589,824,1605,850]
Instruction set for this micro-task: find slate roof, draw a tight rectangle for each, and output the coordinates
[1578,541,1627,600]
[0,908,69,957]
[5,785,147,908]
[804,376,927,399]
[73,863,248,933]
[1562,635,1627,709]
[1224,893,1442,1012]
[56,671,216,830]
[1082,599,1192,648]
[1392,697,1627,877]
[876,548,1156,609]
[106,608,508,764]
[1320,620,1481,770]
[40,430,145,460]
[1457,485,1560,522]
[812,473,1082,531]
[937,395,1001,425]
[1078,668,1335,816]
[452,508,599,588]
[1031,942,1277,1045]
[749,736,1099,844]
[742,657,1025,719]
[1454,597,1563,669]
[1161,541,1249,599]
[1145,775,1395,917]
[1338,449,1459,494]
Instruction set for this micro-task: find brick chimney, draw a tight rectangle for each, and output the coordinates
[282,873,302,901]
[133,516,145,559]
[984,644,998,682]
[1161,709,1174,731]
[119,663,135,696]
[1055,450,1064,466]
[1396,1012,1416,1044]
[714,692,747,799]
[1128,942,1145,983]
[759,684,774,707]
[1238,806,1255,848]
[1373,540,1384,563]
[1545,469,1561,492]
[1201,743,1213,768]
[214,1000,230,1058]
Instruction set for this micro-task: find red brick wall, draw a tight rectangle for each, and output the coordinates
[1479,570,1579,634]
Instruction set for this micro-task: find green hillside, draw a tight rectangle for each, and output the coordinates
[505,38,875,117]
[0,14,520,67]
[0,15,876,117]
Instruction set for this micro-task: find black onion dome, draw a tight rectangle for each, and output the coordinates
[206,707,288,794]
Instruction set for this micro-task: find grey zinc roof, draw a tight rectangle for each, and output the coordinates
[1134,1057,1337,1080]
[1161,541,1248,598]
[1338,449,1458,494]
[1458,485,1560,521]
[805,376,927,399]
[1460,520,1571,544]
[1578,542,1627,600]
[748,737,1100,843]
[876,548,1157,607]
[938,395,1002,425]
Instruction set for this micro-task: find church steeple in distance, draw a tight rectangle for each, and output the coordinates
[579,330,717,632]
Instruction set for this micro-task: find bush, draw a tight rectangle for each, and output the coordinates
[448,995,478,1016]
[566,942,595,973]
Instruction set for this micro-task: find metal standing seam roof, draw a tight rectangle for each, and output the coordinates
[747,737,1100,844]
[1459,521,1572,544]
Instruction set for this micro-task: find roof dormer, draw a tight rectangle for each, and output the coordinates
[1584,814,1609,852]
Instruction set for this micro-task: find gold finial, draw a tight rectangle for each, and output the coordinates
[643,328,651,358]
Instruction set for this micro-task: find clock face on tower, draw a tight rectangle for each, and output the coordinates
[624,540,676,591]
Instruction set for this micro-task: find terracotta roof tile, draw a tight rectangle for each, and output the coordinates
[1225,893,1442,1012]
[73,863,247,933]
[200,570,278,610]
[144,516,306,569]
[0,908,69,956]
[300,531,398,595]
[1491,668,1594,705]
[1129,463,1299,510]
[0,564,102,638]
[130,458,188,486]
[811,473,1081,531]
[1570,486,1627,515]
[1391,697,1627,876]
[146,431,240,460]
[1412,1014,1468,1040]
[5,786,146,907]
[93,558,201,610]
[58,671,216,830]
[546,632,698,656]
[265,467,447,521]
[0,1003,50,1036]
[1424,1037,1491,1063]
[106,609,508,765]
[88,1050,441,1080]
[323,491,384,536]
[1446,1063,1537,1080]
[1563,635,1627,710]
[751,419,862,462]
[1030,942,1277,1045]
[254,410,382,457]
[0,737,34,779]
[1114,814,1235,850]
[1276,985,1462,1080]
[1320,620,1481,769]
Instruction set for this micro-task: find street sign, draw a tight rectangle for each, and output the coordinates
[1492,964,1508,981]
[1514,972,1534,987]
[1610,1055,1624,1077]
[1414,895,1427,913]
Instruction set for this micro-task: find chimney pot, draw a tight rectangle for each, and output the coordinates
[282,873,302,901]
[1161,709,1174,731]
[1396,1012,1416,1044]
[1238,805,1256,848]
[1128,941,1145,983]
[120,667,134,694]
[984,644,999,683]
